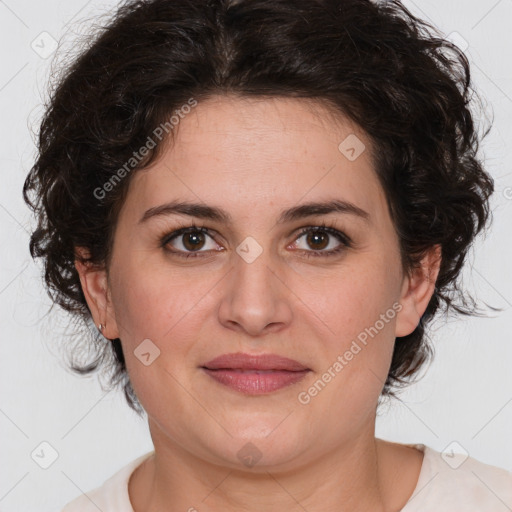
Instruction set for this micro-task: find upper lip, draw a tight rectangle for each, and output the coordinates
[202,352,310,371]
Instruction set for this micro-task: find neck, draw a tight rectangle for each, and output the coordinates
[128,421,421,512]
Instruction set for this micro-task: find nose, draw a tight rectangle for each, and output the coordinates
[217,243,293,337]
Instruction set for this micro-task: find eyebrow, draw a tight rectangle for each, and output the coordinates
[139,199,370,225]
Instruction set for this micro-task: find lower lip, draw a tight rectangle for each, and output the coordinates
[202,368,310,394]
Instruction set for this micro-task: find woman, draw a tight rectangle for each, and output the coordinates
[23,0,512,510]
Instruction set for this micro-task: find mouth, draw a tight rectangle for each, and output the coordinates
[201,352,311,395]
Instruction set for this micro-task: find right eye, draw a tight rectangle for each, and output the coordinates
[160,225,223,259]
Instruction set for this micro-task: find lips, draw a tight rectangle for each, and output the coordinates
[202,352,309,372]
[201,353,310,394]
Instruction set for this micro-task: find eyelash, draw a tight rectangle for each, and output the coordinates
[159,222,352,260]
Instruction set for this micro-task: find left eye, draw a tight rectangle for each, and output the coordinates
[290,226,350,255]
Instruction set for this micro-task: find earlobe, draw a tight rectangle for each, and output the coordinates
[395,244,441,338]
[74,247,119,339]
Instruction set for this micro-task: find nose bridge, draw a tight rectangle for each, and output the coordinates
[231,235,276,300]
[218,235,291,335]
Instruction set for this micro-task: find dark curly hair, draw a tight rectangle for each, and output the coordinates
[23,0,495,415]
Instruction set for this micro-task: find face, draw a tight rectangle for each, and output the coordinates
[78,95,439,470]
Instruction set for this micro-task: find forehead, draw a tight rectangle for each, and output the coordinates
[122,95,388,225]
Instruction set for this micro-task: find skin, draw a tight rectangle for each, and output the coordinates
[76,95,441,512]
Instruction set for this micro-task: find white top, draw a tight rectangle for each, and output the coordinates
[60,443,512,511]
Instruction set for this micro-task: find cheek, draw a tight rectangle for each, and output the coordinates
[108,258,224,398]
[297,258,399,339]
[293,257,400,392]
[107,263,197,410]
[110,257,211,342]
[296,286,398,428]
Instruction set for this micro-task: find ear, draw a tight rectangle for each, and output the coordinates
[395,244,441,337]
[74,247,120,340]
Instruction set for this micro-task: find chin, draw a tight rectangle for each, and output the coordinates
[216,425,305,470]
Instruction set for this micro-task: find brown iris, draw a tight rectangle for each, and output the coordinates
[305,230,329,251]
[182,232,206,251]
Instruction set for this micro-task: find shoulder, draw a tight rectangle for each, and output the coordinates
[60,452,154,512]
[402,443,512,512]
